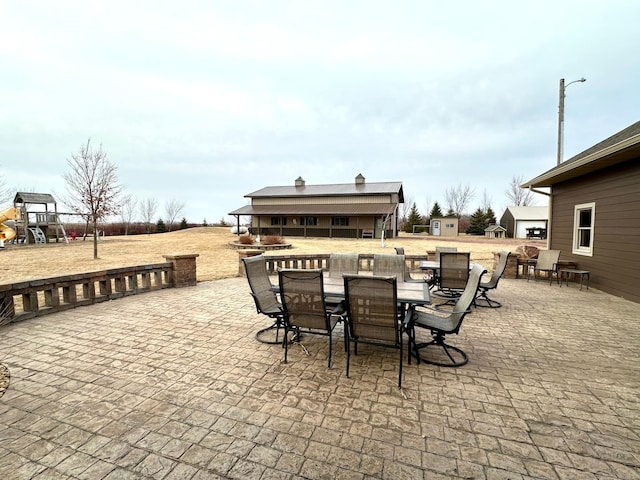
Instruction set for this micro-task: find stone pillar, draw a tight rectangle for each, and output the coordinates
[237,250,264,276]
[163,254,199,287]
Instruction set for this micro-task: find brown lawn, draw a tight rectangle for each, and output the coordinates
[0,227,546,283]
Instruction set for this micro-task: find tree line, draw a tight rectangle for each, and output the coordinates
[401,178,538,235]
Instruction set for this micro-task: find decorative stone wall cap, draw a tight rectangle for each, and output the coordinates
[163,254,200,260]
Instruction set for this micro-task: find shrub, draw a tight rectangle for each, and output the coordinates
[238,235,255,245]
[261,235,285,245]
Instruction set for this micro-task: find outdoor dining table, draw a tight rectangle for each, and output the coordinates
[321,275,431,306]
[418,260,483,271]
[271,273,431,307]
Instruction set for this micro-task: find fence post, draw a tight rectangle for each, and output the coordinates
[163,254,199,287]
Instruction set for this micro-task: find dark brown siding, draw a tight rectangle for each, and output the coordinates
[551,159,640,303]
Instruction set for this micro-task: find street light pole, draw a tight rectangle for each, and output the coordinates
[557,77,586,165]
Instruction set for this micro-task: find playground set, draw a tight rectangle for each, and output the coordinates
[0,192,70,246]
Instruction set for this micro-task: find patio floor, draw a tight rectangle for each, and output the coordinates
[1,276,639,479]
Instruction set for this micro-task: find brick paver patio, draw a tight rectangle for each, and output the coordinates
[1,276,639,479]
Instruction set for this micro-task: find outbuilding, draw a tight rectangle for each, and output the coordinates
[429,216,459,237]
[228,174,404,239]
[484,224,507,238]
[499,206,548,239]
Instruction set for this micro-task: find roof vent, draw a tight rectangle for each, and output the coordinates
[295,177,305,187]
[355,173,365,185]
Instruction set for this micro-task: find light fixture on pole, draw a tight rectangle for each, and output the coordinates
[557,77,586,165]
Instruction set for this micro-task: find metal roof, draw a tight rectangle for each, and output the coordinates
[229,203,397,216]
[522,120,640,188]
[502,206,548,221]
[14,192,57,204]
[245,181,404,201]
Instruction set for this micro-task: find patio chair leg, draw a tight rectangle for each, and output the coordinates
[413,332,468,367]
[475,291,502,308]
[255,318,285,345]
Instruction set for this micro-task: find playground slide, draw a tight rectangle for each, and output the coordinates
[0,207,19,242]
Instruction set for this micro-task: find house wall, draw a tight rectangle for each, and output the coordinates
[550,159,640,303]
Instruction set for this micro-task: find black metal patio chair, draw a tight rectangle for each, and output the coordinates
[343,274,409,388]
[278,269,343,367]
[242,254,284,344]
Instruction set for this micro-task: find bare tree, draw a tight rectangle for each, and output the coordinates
[140,198,158,235]
[63,139,121,259]
[119,194,138,235]
[422,196,432,220]
[445,184,475,217]
[399,196,413,224]
[480,190,492,211]
[506,175,536,206]
[165,199,185,231]
[0,170,11,204]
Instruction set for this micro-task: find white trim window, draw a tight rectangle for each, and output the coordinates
[572,202,595,256]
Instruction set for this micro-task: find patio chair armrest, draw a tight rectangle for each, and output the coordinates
[413,304,472,316]
[329,301,346,316]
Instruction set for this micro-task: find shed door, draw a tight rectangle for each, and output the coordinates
[432,220,441,236]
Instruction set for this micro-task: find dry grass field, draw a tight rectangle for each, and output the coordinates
[0,227,546,283]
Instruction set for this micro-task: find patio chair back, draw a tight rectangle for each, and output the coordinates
[536,250,560,271]
[343,274,405,387]
[278,269,340,367]
[531,249,561,285]
[242,255,281,315]
[328,253,360,278]
[439,252,470,292]
[483,251,510,289]
[435,246,457,262]
[476,250,510,308]
[373,254,406,281]
[393,247,417,282]
[449,264,486,327]
[279,269,329,331]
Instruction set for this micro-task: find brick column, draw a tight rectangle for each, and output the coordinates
[237,250,264,276]
[163,254,199,287]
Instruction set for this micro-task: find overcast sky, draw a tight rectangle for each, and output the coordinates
[1,1,638,224]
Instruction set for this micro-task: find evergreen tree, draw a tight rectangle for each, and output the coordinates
[180,217,188,229]
[202,218,208,227]
[429,201,443,218]
[466,208,488,235]
[486,207,497,225]
[445,207,456,217]
[403,203,422,233]
[156,218,167,233]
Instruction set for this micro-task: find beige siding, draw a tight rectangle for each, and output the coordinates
[253,195,394,205]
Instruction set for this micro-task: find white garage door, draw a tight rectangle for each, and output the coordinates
[516,221,546,239]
